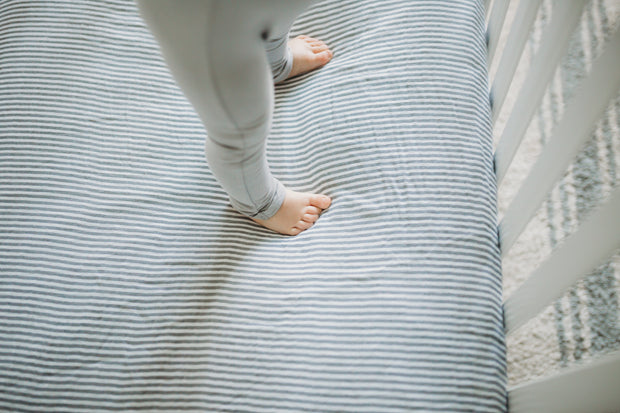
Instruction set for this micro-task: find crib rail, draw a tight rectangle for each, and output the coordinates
[503,185,620,334]
[499,26,620,254]
[489,0,541,122]
[493,1,585,185]
[486,0,509,64]
[486,1,620,412]
[508,350,620,413]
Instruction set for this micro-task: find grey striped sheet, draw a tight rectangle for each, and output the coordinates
[0,0,507,411]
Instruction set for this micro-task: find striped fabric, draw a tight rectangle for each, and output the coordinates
[0,0,507,411]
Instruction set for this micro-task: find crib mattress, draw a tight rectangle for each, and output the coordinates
[0,0,507,411]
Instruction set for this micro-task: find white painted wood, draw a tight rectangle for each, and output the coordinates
[508,350,620,413]
[494,2,586,186]
[485,0,494,22]
[488,3,620,411]
[503,186,620,334]
[486,0,510,66]
[499,26,620,255]
[490,0,542,122]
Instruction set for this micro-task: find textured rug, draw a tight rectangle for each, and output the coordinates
[493,0,620,388]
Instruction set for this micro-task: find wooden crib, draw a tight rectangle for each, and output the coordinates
[486,1,620,411]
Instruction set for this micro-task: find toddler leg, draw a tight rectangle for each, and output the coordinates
[137,0,331,235]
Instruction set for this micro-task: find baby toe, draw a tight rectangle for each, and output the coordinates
[303,205,321,215]
[295,220,313,230]
[310,194,331,210]
[311,43,329,52]
[302,213,318,223]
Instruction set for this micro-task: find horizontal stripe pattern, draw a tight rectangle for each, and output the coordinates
[0,0,507,411]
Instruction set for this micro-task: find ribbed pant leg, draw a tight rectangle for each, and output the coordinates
[265,32,294,83]
[136,0,313,219]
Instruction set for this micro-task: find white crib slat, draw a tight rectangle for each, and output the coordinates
[484,0,492,20]
[494,2,585,186]
[490,0,542,122]
[499,26,620,255]
[486,0,510,66]
[508,350,620,413]
[503,186,620,334]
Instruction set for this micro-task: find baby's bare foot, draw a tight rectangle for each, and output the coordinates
[252,189,331,236]
[285,35,333,80]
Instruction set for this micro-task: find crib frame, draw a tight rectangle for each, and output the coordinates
[485,1,620,411]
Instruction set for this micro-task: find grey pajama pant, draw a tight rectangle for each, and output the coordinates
[136,0,313,219]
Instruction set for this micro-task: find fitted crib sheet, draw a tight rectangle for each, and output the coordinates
[0,0,507,411]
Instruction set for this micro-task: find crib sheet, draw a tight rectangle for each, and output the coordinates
[0,0,507,411]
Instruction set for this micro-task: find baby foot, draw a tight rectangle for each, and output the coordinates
[252,189,331,236]
[285,35,333,80]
